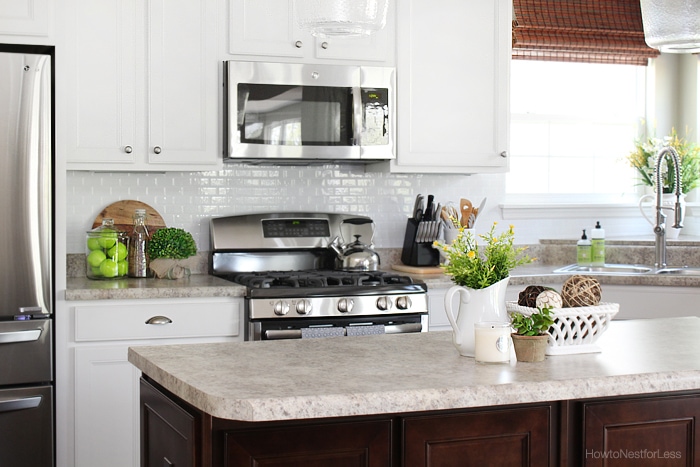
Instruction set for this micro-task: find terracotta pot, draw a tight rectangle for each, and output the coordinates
[511,333,548,362]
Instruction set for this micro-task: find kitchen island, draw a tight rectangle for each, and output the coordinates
[130,317,700,466]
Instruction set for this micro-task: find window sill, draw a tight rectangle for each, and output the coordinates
[500,200,699,220]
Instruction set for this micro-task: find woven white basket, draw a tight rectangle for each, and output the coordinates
[505,301,619,355]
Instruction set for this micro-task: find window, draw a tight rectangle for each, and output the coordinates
[507,60,648,197]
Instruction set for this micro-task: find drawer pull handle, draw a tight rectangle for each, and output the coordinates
[145,316,172,325]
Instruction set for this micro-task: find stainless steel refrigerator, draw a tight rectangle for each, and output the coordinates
[0,45,54,466]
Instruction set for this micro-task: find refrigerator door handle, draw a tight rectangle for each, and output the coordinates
[0,329,41,344]
[0,395,42,413]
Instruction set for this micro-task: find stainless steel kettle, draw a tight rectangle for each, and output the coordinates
[329,234,380,271]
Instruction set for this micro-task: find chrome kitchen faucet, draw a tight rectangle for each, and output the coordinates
[653,146,683,268]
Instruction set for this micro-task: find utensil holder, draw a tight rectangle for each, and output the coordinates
[401,218,439,266]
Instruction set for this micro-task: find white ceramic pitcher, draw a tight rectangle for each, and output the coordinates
[638,193,685,239]
[444,277,510,357]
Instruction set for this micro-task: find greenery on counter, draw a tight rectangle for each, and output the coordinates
[148,227,197,259]
[627,127,700,194]
[510,306,555,336]
[433,222,534,289]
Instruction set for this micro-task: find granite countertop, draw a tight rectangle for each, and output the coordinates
[65,275,245,301]
[128,317,700,422]
[66,237,700,300]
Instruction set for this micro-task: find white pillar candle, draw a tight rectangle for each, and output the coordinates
[474,322,511,364]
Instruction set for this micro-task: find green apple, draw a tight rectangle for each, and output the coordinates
[108,242,128,261]
[99,259,119,278]
[117,260,128,276]
[87,250,107,268]
[86,237,101,250]
[97,230,117,249]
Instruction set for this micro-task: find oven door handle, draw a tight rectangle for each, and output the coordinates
[0,329,41,344]
[264,329,303,340]
[0,396,42,413]
[384,323,423,334]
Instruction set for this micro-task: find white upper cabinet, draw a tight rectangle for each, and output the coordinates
[0,0,51,43]
[377,0,511,174]
[64,0,220,171]
[228,0,395,65]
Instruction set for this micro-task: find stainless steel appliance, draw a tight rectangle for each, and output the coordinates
[224,60,395,164]
[210,213,428,341]
[0,45,54,466]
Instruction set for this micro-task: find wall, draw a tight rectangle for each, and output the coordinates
[66,167,506,254]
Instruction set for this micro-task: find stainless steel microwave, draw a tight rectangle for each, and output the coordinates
[224,61,395,164]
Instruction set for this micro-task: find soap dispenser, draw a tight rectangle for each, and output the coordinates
[577,229,591,266]
[591,221,605,266]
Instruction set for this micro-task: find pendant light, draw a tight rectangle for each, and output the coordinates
[640,0,700,53]
[295,0,389,37]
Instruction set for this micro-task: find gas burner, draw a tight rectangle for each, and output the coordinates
[228,270,415,289]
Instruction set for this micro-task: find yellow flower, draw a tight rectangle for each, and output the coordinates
[467,250,476,259]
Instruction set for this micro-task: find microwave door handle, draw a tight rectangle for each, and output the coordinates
[352,87,362,146]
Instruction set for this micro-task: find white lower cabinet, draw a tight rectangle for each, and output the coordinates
[427,287,452,332]
[57,297,242,467]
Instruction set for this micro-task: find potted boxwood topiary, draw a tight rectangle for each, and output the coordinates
[147,227,198,279]
[510,306,555,362]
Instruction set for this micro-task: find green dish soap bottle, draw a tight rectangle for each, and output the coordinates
[577,229,591,266]
[591,221,605,267]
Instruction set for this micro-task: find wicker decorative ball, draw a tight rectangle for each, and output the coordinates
[561,275,602,307]
[535,289,563,309]
[518,285,546,307]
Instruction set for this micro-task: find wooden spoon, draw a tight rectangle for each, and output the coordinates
[459,198,473,227]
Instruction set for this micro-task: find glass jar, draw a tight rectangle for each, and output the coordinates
[86,218,129,280]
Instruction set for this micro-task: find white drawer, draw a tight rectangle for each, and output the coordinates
[74,299,240,342]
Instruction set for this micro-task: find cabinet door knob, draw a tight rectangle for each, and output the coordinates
[153,146,162,154]
[295,40,303,48]
[145,316,172,325]
[321,41,329,49]
[500,151,507,158]
[124,145,133,154]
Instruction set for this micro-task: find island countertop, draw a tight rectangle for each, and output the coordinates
[128,316,700,422]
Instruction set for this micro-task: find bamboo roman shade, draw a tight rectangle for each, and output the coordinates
[512,0,661,66]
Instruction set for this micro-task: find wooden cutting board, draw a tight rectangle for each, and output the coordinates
[391,264,444,275]
[92,200,166,233]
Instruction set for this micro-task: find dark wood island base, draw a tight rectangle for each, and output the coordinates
[140,376,700,467]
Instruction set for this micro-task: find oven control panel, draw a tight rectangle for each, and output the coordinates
[249,292,428,320]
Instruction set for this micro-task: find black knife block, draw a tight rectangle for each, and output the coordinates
[401,218,440,267]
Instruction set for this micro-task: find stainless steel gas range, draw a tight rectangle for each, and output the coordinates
[210,213,428,341]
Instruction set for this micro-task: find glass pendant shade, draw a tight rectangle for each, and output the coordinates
[295,0,389,37]
[640,0,700,53]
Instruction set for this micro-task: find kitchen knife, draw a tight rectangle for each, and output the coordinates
[424,195,434,221]
[413,194,424,221]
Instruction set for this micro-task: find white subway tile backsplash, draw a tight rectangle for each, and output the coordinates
[67,166,503,254]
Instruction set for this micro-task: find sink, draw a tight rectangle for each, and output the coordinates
[655,267,700,276]
[553,264,653,275]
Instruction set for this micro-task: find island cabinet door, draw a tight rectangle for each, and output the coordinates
[402,405,553,466]
[140,378,198,467]
[221,419,392,466]
[580,393,700,466]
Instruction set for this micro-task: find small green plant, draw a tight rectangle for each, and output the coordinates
[510,306,555,336]
[147,228,197,260]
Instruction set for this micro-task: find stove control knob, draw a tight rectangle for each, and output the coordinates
[296,299,312,315]
[376,296,393,311]
[273,300,290,316]
[396,296,412,310]
[337,298,354,313]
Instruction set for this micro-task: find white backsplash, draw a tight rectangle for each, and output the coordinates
[66,166,505,254]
